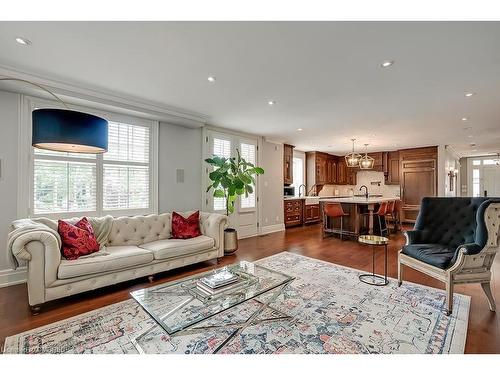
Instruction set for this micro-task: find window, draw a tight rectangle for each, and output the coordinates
[206,132,259,213]
[28,99,158,218]
[212,137,231,211]
[240,142,256,209]
[472,169,480,197]
[291,157,304,196]
[103,122,150,210]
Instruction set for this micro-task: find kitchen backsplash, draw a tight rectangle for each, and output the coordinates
[318,171,400,197]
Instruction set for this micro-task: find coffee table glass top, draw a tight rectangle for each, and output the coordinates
[130,261,294,335]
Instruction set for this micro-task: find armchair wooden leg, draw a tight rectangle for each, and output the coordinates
[481,282,496,312]
[397,255,403,287]
[445,281,453,316]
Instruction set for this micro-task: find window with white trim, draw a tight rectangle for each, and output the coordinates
[240,142,256,209]
[212,137,231,211]
[31,112,157,217]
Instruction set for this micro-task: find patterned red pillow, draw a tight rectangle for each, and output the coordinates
[58,217,100,260]
[171,211,202,239]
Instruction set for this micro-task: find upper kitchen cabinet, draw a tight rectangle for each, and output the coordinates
[283,144,295,185]
[306,151,337,193]
[367,152,384,171]
[385,151,400,185]
[399,146,437,223]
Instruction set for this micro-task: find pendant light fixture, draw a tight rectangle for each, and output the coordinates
[0,77,108,153]
[359,143,375,170]
[345,138,362,167]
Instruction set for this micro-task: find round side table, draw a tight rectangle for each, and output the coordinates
[358,235,389,286]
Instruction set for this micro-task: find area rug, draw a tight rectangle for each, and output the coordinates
[3,252,470,354]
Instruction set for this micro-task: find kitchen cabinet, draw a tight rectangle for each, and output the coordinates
[399,146,437,223]
[283,144,294,185]
[327,155,337,184]
[367,152,384,171]
[304,204,320,224]
[337,160,348,184]
[385,151,400,185]
[306,152,330,194]
[284,199,303,227]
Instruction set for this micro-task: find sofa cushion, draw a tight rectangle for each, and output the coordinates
[171,211,202,239]
[401,243,456,269]
[58,245,154,279]
[58,217,100,260]
[139,235,215,260]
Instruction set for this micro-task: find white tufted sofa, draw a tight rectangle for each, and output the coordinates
[11,211,227,312]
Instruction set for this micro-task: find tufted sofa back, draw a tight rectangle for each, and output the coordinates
[414,197,492,249]
[107,213,172,246]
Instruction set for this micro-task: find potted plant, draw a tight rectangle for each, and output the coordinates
[205,149,264,254]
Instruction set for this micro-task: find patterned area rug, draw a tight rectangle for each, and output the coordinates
[3,252,470,354]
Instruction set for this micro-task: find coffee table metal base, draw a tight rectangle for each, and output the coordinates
[131,279,293,354]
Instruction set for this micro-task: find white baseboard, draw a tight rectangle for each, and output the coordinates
[0,267,27,288]
[259,223,285,235]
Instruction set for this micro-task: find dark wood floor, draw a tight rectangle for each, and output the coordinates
[1,223,499,353]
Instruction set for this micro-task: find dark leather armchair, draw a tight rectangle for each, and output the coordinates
[398,197,500,315]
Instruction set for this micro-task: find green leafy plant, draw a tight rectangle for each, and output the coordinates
[205,149,264,217]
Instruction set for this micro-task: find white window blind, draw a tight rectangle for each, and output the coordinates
[103,122,150,211]
[32,118,154,217]
[33,158,97,214]
[212,137,231,211]
[240,142,256,209]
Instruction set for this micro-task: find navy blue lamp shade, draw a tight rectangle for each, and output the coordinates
[32,109,108,153]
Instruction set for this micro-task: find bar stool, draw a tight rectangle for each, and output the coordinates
[358,235,389,286]
[375,201,389,237]
[385,200,396,234]
[323,202,350,240]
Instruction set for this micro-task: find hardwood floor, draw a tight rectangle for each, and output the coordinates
[1,223,499,353]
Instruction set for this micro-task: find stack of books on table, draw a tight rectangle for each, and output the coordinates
[196,269,240,296]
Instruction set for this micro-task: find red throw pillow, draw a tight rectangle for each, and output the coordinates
[58,217,100,260]
[171,211,202,239]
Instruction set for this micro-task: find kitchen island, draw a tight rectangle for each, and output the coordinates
[320,196,400,237]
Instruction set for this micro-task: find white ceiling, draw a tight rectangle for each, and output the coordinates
[1,21,500,157]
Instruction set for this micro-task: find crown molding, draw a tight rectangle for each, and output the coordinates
[0,64,209,128]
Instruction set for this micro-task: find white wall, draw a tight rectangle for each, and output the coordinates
[158,122,202,212]
[260,141,284,233]
[0,91,22,285]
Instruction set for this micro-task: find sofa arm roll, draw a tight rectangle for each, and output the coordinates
[11,231,61,287]
[404,230,424,245]
[202,213,228,254]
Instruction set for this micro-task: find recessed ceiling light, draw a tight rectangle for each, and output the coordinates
[268,100,275,106]
[381,60,394,68]
[461,117,468,121]
[297,128,303,131]
[468,135,473,138]
[470,142,476,147]
[472,149,478,152]
[465,92,475,97]
[15,37,31,46]
[207,76,216,83]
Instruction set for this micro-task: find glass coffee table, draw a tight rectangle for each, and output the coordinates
[130,261,295,353]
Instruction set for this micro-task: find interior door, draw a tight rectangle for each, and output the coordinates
[203,130,259,238]
[482,166,500,197]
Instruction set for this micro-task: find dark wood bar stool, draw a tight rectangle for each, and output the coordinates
[323,202,350,240]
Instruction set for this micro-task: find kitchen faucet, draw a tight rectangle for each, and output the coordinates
[298,184,306,197]
[360,185,369,199]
